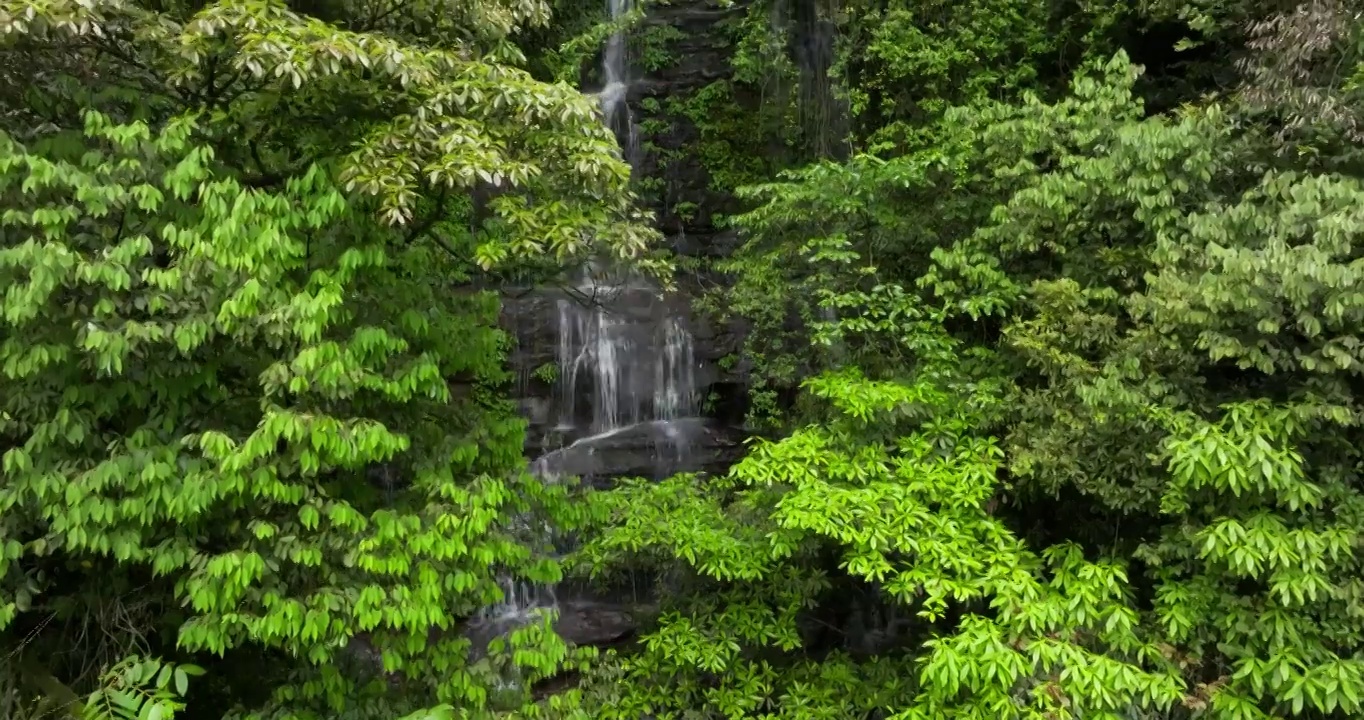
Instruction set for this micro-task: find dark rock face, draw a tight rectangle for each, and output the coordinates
[499,0,760,489]
[480,0,756,663]
[530,417,747,484]
[503,280,747,485]
[629,3,750,237]
[637,3,742,94]
[553,600,639,646]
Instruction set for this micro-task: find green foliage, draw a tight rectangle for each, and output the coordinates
[667,80,793,196]
[0,0,662,718]
[9,0,1364,718]
[2,654,201,720]
[567,308,1188,718]
[532,362,559,384]
[833,0,1063,148]
[84,657,204,720]
[0,0,660,267]
[635,22,687,72]
[536,3,640,84]
[0,105,578,718]
[573,24,1364,719]
[1144,401,1364,717]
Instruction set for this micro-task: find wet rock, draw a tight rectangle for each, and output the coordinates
[502,275,749,483]
[527,417,746,484]
[458,599,642,664]
[553,601,638,646]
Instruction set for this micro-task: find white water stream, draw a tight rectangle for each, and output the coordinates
[471,0,701,670]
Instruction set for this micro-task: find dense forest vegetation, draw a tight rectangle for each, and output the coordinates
[3,0,1364,718]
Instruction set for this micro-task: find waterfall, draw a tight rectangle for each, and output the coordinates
[470,0,701,667]
[554,272,699,437]
[654,316,697,421]
[541,0,702,469]
[600,0,638,164]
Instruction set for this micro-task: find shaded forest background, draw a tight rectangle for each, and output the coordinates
[2,0,1364,718]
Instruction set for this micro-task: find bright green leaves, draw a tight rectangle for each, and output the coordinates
[0,111,346,381]
[802,368,939,424]
[1135,401,1364,718]
[577,314,1143,718]
[0,108,578,720]
[486,613,575,688]
[1,1,668,718]
[574,353,1188,718]
[260,331,451,404]
[576,473,776,582]
[888,542,1186,720]
[1159,401,1321,514]
[83,656,204,720]
[756,371,1019,622]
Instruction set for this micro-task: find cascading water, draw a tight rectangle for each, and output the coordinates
[471,0,702,668]
[541,3,703,476]
[600,0,638,164]
[553,269,699,436]
[546,284,700,480]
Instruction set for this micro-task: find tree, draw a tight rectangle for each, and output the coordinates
[570,42,1364,718]
[0,1,658,718]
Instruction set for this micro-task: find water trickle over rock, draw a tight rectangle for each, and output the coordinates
[541,265,702,481]
[466,0,735,672]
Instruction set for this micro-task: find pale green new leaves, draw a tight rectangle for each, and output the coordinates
[1142,171,1364,375]
[1,0,662,268]
[0,113,576,719]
